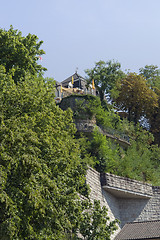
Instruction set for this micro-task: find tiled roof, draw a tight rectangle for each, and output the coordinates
[61,72,86,84]
[115,221,160,240]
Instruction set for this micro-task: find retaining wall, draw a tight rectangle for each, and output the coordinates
[86,167,160,239]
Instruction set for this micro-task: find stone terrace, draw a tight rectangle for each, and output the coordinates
[101,172,153,198]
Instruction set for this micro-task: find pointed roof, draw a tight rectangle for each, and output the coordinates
[115,220,160,240]
[61,72,86,85]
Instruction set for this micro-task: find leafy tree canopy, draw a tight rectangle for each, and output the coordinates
[0,67,83,239]
[116,125,160,185]
[79,200,118,240]
[147,87,160,145]
[139,65,160,89]
[72,93,160,185]
[85,60,124,103]
[114,73,158,125]
[0,66,118,239]
[88,128,121,173]
[0,26,46,83]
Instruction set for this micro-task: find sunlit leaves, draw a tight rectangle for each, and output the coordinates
[79,200,119,240]
[85,60,124,103]
[115,73,158,124]
[0,72,87,239]
[0,26,47,83]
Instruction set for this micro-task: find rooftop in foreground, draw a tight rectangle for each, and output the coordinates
[115,220,160,240]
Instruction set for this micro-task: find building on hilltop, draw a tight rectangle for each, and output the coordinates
[54,72,97,103]
[61,72,87,90]
[56,72,160,239]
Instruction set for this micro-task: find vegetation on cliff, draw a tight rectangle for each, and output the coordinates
[0,27,118,240]
[68,94,160,185]
[1,26,160,239]
[0,66,119,239]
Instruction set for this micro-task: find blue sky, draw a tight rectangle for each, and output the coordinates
[1,0,160,82]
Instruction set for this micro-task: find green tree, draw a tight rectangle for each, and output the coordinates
[117,126,160,185]
[85,60,124,104]
[139,64,160,89]
[0,68,85,239]
[0,67,118,239]
[0,26,46,83]
[88,129,121,173]
[114,73,158,125]
[79,200,118,240]
[139,65,160,144]
[147,88,160,145]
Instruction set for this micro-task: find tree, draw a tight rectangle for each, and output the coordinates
[116,126,160,185]
[139,64,160,89]
[87,128,121,173]
[85,60,124,104]
[114,73,158,125]
[79,200,118,240]
[146,88,160,145]
[0,68,83,239]
[0,26,46,83]
[139,65,160,144]
[0,67,118,239]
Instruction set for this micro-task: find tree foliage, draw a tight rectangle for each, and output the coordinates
[146,88,160,145]
[0,26,46,83]
[88,129,121,173]
[0,68,82,239]
[79,200,118,240]
[139,64,160,89]
[1,25,160,238]
[116,126,160,185]
[114,73,158,124]
[73,95,121,129]
[85,60,124,103]
[73,94,160,185]
[139,65,160,144]
[0,66,118,239]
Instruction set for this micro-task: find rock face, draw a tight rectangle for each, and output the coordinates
[59,95,131,147]
[75,119,96,132]
[59,95,96,118]
[59,95,97,134]
[86,167,160,239]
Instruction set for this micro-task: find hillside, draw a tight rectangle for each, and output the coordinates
[59,94,160,186]
[1,26,160,239]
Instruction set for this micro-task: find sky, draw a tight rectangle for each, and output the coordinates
[1,0,160,82]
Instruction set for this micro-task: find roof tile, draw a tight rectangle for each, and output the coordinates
[115,221,160,240]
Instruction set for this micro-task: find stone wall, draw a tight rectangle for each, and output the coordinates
[86,167,160,239]
[86,168,121,239]
[75,119,96,132]
[101,172,153,198]
[117,187,160,227]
